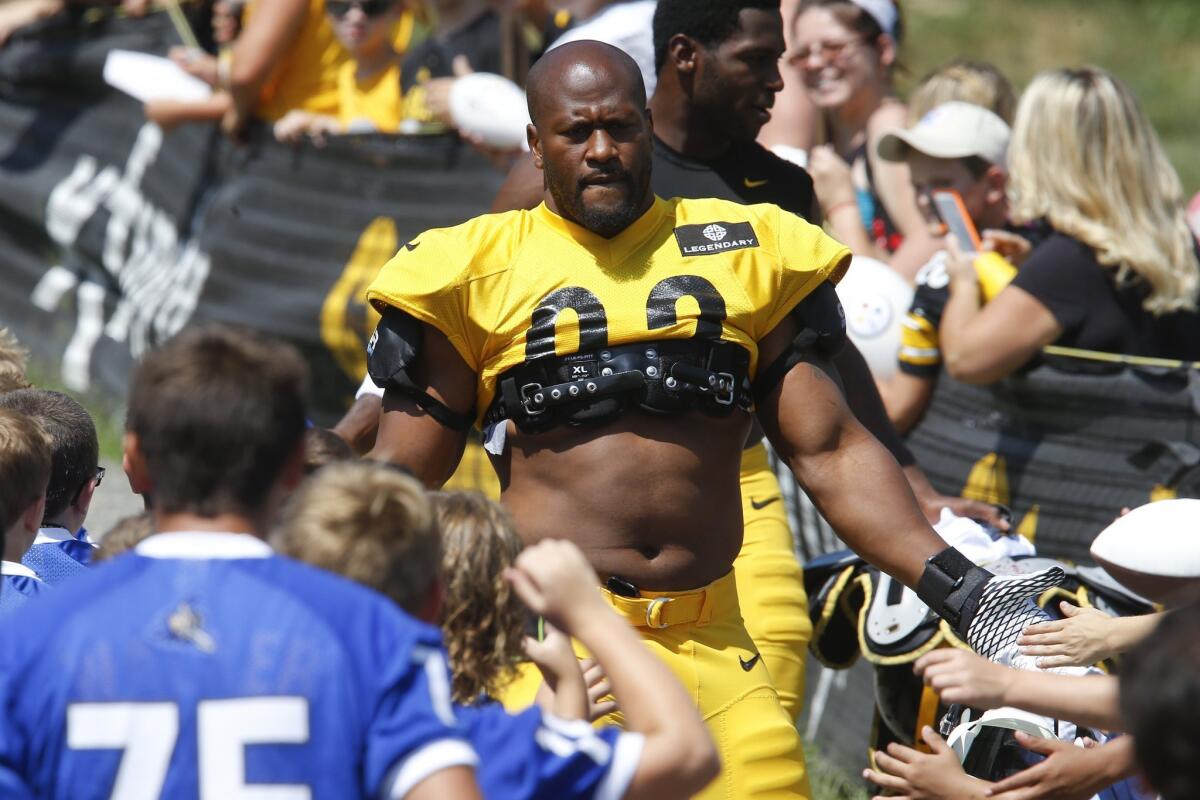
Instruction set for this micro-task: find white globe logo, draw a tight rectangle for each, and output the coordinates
[702,224,727,241]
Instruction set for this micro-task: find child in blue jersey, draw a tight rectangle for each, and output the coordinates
[431,491,614,719]
[0,407,52,617]
[0,389,101,583]
[277,464,720,799]
[0,324,482,800]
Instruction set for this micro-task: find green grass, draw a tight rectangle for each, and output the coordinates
[806,742,869,800]
[901,0,1200,195]
[24,359,126,464]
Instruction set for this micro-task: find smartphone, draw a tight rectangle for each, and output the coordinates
[932,190,982,252]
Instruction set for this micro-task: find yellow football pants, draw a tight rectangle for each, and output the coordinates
[737,441,813,722]
[446,438,812,720]
[501,570,811,799]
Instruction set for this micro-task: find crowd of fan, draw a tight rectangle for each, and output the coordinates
[1,0,1200,798]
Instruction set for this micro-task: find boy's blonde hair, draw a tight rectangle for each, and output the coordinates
[275,461,441,615]
[907,59,1016,124]
[1008,67,1199,314]
[0,327,30,395]
[432,491,526,705]
[0,408,51,533]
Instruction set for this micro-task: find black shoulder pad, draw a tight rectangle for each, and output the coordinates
[367,308,475,431]
[753,281,847,402]
[792,280,847,357]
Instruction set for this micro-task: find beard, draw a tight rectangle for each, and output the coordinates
[544,160,652,239]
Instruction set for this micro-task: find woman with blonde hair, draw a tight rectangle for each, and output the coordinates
[793,0,937,278]
[939,66,1200,383]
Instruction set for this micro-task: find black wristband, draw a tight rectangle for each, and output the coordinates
[916,546,992,634]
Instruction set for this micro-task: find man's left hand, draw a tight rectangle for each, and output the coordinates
[904,464,1011,531]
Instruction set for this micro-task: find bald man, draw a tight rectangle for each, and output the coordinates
[365,41,1062,799]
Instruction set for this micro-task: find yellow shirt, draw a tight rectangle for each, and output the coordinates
[367,196,851,426]
[336,60,402,132]
[249,0,346,121]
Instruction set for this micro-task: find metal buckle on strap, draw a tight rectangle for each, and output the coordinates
[519,383,545,416]
[645,597,673,629]
[714,372,736,406]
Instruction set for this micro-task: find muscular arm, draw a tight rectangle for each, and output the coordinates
[832,340,914,467]
[832,333,1006,527]
[756,316,947,587]
[367,322,477,487]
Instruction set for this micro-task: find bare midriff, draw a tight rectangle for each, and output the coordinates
[492,409,753,592]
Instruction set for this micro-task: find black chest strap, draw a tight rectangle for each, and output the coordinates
[486,339,752,434]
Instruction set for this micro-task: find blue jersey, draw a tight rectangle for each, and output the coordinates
[0,563,49,618]
[22,527,93,586]
[0,532,477,799]
[461,701,643,800]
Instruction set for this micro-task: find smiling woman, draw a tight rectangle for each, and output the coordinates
[792,0,937,279]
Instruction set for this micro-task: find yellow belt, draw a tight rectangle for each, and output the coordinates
[600,570,737,629]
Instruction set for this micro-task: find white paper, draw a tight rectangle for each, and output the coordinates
[103,49,213,104]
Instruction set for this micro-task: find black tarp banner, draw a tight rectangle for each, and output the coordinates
[0,12,503,421]
[905,359,1200,563]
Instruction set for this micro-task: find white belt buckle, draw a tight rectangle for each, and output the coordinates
[645,597,673,629]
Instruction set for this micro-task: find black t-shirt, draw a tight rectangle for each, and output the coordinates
[1011,231,1200,360]
[650,135,818,221]
[398,10,505,135]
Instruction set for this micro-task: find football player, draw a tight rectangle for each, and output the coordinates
[0,325,482,799]
[0,407,51,616]
[364,40,1062,799]
[489,0,1008,735]
[0,389,101,583]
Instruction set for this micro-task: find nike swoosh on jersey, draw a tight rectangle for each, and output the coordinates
[743,178,769,188]
[750,496,781,510]
[739,653,761,671]
[404,241,420,251]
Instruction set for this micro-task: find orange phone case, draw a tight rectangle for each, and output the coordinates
[932,190,982,251]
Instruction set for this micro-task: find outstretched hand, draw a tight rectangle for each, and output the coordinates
[504,539,607,633]
[1019,602,1116,668]
[526,625,617,721]
[986,732,1117,800]
[914,648,1015,709]
[864,726,989,800]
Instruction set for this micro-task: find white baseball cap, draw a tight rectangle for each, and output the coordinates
[877,101,1011,168]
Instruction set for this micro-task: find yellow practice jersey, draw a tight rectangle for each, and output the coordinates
[367,196,851,427]
[337,60,402,132]
[899,250,1017,377]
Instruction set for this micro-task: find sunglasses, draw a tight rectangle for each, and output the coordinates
[326,0,395,18]
[71,466,106,504]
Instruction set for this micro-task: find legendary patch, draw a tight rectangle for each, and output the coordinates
[673,221,759,256]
